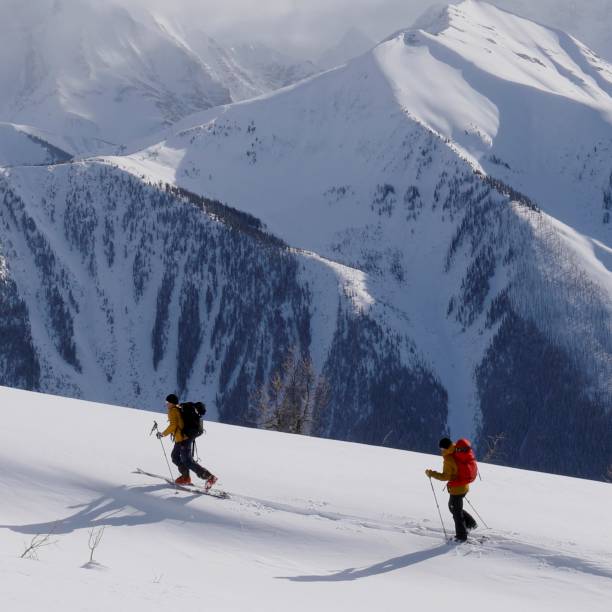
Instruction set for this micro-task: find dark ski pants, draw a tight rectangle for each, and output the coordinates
[171,439,213,480]
[448,494,477,540]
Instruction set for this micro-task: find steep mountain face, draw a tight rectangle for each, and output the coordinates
[0,0,316,158]
[0,162,447,453]
[116,0,611,478]
[1,1,610,479]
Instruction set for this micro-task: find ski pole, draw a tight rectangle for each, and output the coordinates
[428,477,449,541]
[466,497,490,529]
[151,421,177,490]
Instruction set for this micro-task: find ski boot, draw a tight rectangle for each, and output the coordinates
[205,475,218,492]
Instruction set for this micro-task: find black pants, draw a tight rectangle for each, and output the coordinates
[171,439,213,480]
[448,494,477,540]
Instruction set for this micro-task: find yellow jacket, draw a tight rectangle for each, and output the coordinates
[160,404,186,442]
[428,445,469,495]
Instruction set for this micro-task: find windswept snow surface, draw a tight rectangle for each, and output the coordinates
[0,386,610,611]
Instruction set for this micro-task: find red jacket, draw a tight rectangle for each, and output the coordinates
[428,444,470,495]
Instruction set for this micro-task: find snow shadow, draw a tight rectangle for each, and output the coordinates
[0,463,360,549]
[0,482,243,536]
[279,544,450,582]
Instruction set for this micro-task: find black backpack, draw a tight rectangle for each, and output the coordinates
[180,401,207,439]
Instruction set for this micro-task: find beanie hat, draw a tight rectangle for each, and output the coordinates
[439,437,452,449]
[166,393,179,405]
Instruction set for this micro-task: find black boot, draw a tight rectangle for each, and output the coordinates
[465,512,478,531]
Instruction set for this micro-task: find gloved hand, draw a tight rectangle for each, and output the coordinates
[156,432,163,439]
[425,469,433,478]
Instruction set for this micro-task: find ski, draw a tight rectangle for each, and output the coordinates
[442,530,489,546]
[134,468,230,499]
[447,535,488,545]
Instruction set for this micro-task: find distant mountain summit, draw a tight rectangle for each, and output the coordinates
[0,0,316,158]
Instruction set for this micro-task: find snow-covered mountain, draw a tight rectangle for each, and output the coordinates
[1,159,443,451]
[0,1,610,480]
[0,386,610,611]
[491,0,612,63]
[0,0,316,157]
[116,0,610,476]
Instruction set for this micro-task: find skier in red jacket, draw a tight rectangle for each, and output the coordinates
[426,437,478,542]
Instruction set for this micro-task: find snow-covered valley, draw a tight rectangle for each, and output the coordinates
[1,385,610,611]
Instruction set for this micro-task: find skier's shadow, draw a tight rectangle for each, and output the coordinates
[279,544,449,582]
[0,483,230,535]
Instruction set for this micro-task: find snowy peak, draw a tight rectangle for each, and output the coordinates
[410,3,452,35]
[370,0,612,241]
[406,0,612,106]
[0,0,231,154]
[0,0,318,158]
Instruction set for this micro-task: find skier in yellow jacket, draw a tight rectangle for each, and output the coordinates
[157,394,217,488]
[158,394,187,443]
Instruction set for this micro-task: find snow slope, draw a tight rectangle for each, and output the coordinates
[0,385,610,611]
